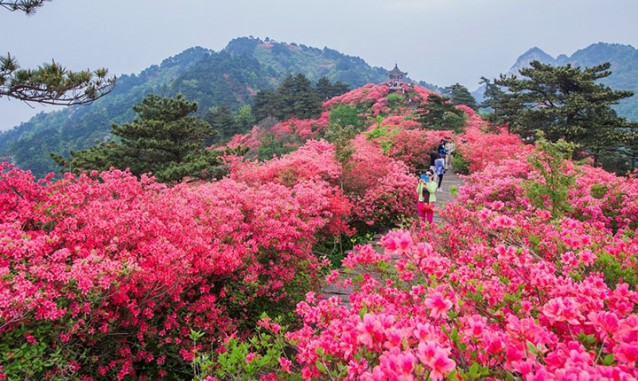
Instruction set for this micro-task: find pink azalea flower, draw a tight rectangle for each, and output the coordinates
[425,292,453,319]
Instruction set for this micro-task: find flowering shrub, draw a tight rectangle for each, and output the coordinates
[342,136,418,233]
[287,139,638,380]
[456,125,533,173]
[0,164,343,379]
[266,113,330,142]
[7,79,638,380]
[383,128,451,172]
[229,140,353,239]
[323,84,391,114]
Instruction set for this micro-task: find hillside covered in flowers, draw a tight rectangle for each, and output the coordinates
[1,82,637,380]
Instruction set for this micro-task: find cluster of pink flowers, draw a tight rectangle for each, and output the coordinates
[269,113,330,140]
[322,83,391,112]
[287,127,638,380]
[341,136,417,231]
[456,125,533,173]
[0,163,349,379]
[5,80,638,380]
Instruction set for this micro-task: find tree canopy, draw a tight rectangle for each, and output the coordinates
[416,93,467,132]
[481,61,637,169]
[442,82,478,110]
[252,74,349,122]
[1,0,114,105]
[53,94,228,182]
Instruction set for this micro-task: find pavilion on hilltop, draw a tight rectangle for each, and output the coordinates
[387,64,408,90]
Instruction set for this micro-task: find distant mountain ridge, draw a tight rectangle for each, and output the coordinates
[4,39,637,178]
[475,42,638,120]
[1,37,429,177]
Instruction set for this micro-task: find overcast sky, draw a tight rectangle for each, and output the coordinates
[2,0,637,131]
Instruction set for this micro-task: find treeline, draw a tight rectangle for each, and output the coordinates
[54,74,350,182]
[206,74,349,141]
[481,61,638,173]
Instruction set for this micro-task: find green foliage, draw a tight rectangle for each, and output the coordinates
[1,38,381,177]
[589,251,638,290]
[252,74,325,122]
[417,94,467,132]
[0,322,83,381]
[386,93,405,110]
[54,94,225,183]
[482,61,636,170]
[315,76,349,101]
[0,53,114,106]
[443,83,478,110]
[367,124,396,154]
[234,104,256,134]
[257,132,298,161]
[192,318,300,381]
[525,135,576,218]
[204,106,237,143]
[328,104,363,130]
[323,104,366,162]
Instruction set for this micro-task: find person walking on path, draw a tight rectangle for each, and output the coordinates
[429,149,438,171]
[416,170,438,224]
[434,154,446,190]
[444,139,455,170]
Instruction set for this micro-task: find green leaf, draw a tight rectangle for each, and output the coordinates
[602,353,615,366]
[315,359,327,373]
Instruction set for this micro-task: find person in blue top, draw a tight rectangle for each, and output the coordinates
[437,139,448,157]
[416,170,438,224]
[434,154,446,190]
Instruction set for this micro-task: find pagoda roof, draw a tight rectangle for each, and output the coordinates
[388,63,407,76]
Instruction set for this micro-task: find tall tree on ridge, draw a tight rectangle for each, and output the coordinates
[482,61,637,167]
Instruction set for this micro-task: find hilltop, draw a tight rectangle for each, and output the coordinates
[0,37,438,177]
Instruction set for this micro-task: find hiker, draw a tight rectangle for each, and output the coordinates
[429,149,438,171]
[437,139,448,158]
[444,139,455,169]
[434,154,446,190]
[417,170,438,224]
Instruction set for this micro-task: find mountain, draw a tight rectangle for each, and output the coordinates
[1,37,432,177]
[474,43,638,120]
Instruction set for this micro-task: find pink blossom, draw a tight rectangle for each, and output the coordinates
[416,341,456,381]
[424,292,453,319]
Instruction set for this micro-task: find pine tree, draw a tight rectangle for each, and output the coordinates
[443,83,478,110]
[53,94,224,182]
[1,1,114,105]
[417,94,466,132]
[482,61,636,166]
[315,76,350,100]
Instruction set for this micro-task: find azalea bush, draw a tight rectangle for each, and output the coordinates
[0,164,346,380]
[456,125,533,174]
[341,136,418,235]
[285,139,638,380]
[5,79,638,381]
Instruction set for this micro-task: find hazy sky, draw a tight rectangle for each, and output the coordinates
[2,0,637,131]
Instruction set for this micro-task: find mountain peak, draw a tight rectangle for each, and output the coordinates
[509,47,555,74]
